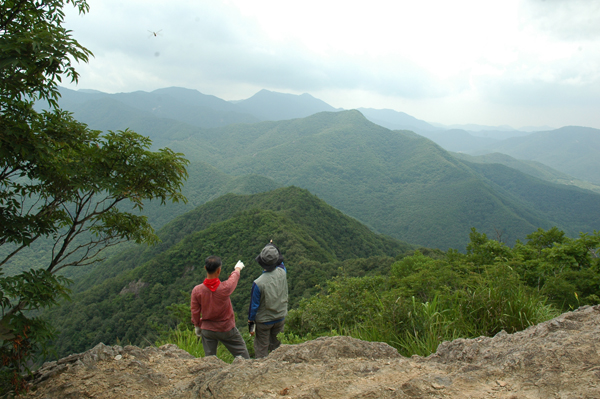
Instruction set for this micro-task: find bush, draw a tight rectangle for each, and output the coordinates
[286,248,562,357]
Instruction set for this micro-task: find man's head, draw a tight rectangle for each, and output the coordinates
[255,243,283,271]
[205,256,222,274]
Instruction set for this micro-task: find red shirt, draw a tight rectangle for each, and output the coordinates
[190,269,240,332]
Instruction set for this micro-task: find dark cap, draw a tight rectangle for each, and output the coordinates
[255,243,283,269]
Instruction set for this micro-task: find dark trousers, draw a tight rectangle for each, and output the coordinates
[201,327,249,359]
[254,320,285,359]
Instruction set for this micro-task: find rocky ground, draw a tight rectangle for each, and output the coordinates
[20,305,600,398]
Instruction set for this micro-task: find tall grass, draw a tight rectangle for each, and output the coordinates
[336,288,557,358]
[155,328,249,363]
[453,266,561,337]
[286,264,561,358]
[341,295,460,357]
[155,328,316,360]
[394,296,461,357]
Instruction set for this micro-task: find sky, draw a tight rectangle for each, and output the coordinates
[61,0,600,130]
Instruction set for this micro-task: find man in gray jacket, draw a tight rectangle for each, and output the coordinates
[248,240,288,358]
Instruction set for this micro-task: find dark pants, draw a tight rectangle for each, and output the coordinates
[254,320,285,359]
[201,327,249,359]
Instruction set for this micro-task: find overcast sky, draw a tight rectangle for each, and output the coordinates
[61,0,600,130]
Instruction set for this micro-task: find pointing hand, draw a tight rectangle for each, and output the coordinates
[235,260,245,270]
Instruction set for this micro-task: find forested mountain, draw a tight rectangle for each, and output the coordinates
[44,92,600,250]
[356,108,537,143]
[472,126,600,185]
[47,187,413,356]
[1,162,280,279]
[417,129,499,152]
[55,87,598,190]
[29,86,600,364]
[156,110,600,249]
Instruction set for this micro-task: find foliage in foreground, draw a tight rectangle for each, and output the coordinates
[0,0,188,394]
[285,227,597,357]
[157,227,597,361]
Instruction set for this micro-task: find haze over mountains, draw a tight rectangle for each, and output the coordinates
[48,86,600,251]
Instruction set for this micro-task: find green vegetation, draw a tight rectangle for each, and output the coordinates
[3,3,597,382]
[0,1,187,394]
[44,187,413,357]
[49,87,600,251]
[0,161,280,281]
[283,227,597,357]
[159,110,600,250]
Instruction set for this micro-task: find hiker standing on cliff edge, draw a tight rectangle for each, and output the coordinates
[248,240,289,358]
[191,256,250,359]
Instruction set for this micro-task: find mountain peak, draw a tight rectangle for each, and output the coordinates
[236,89,338,121]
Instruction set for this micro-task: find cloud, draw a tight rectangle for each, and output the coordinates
[66,0,457,99]
[520,0,600,41]
[61,0,600,129]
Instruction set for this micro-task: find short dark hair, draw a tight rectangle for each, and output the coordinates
[205,256,222,273]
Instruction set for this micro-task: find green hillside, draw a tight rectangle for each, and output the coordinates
[38,96,600,250]
[58,97,200,146]
[463,161,600,237]
[473,126,600,185]
[0,161,280,279]
[46,187,412,356]
[418,129,498,152]
[161,110,600,250]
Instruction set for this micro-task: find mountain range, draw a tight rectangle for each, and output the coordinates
[471,126,600,185]
[40,87,600,250]
[35,85,600,358]
[56,87,599,180]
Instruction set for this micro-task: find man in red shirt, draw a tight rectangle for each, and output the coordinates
[191,256,249,359]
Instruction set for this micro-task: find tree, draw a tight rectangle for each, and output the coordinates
[0,0,188,393]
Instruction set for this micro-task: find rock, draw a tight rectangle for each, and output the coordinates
[22,306,600,398]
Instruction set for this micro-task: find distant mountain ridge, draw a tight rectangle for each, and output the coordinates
[55,87,258,129]
[452,152,600,194]
[55,86,342,128]
[57,86,544,141]
[235,89,340,121]
[48,87,600,249]
[356,108,438,132]
[472,126,600,185]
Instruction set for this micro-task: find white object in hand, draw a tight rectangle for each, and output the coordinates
[235,260,245,270]
[195,326,202,337]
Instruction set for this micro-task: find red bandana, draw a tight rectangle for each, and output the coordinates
[203,278,221,292]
